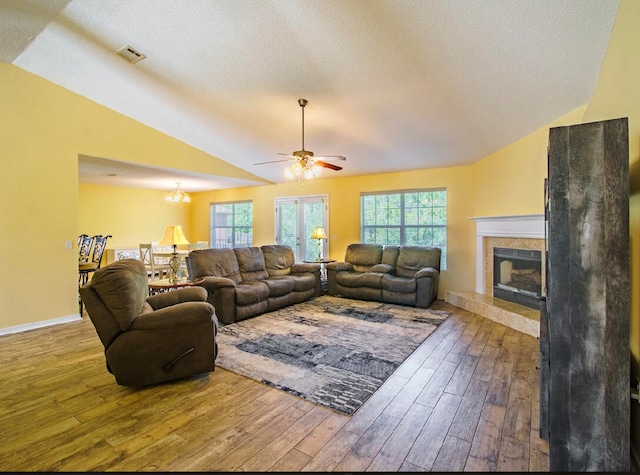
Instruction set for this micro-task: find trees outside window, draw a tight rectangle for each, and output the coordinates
[361,189,447,269]
[210,201,253,248]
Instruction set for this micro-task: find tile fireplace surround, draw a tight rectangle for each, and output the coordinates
[445,214,545,338]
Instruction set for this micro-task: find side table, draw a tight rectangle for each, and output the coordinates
[148,277,205,296]
[303,259,336,292]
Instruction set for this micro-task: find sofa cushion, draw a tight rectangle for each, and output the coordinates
[336,270,383,289]
[235,281,270,305]
[188,248,242,283]
[396,246,441,279]
[263,276,296,297]
[261,245,295,276]
[381,274,417,293]
[235,247,269,281]
[381,245,400,266]
[290,273,317,292]
[344,243,383,272]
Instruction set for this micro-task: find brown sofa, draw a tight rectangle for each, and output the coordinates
[326,243,441,308]
[186,245,321,324]
[79,259,218,387]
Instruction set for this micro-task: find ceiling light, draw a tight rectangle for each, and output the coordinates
[286,158,321,183]
[166,182,191,203]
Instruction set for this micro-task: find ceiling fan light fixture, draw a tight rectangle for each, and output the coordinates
[303,167,316,181]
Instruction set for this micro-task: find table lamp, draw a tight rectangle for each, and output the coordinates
[158,224,190,283]
[310,227,327,261]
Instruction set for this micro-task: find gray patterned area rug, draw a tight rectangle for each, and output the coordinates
[215,295,450,416]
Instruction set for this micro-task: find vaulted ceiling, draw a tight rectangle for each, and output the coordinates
[1,0,620,191]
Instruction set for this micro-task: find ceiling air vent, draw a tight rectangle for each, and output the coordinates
[115,45,146,64]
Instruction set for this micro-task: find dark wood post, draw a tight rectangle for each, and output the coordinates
[545,117,630,471]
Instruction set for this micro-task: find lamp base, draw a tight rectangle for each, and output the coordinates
[168,252,181,284]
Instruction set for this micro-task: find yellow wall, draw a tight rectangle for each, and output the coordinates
[78,184,191,249]
[472,106,587,217]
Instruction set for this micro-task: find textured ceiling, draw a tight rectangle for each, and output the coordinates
[1,0,621,192]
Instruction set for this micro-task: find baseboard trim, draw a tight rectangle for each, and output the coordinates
[0,314,82,336]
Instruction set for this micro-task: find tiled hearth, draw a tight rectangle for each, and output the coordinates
[445,290,540,338]
[445,214,545,338]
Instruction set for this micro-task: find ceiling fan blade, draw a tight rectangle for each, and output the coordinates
[315,160,343,171]
[314,155,346,161]
[254,158,295,165]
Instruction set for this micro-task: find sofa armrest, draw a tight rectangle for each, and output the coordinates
[415,267,439,280]
[197,276,237,325]
[370,263,395,274]
[146,287,208,310]
[200,276,236,291]
[325,261,353,272]
[415,267,440,307]
[132,301,217,330]
[291,263,320,274]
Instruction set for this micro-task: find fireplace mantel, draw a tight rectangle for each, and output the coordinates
[469,214,545,294]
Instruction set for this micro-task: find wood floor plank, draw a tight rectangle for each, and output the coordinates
[414,359,458,407]
[240,406,329,472]
[465,403,506,471]
[498,435,530,471]
[300,428,361,471]
[448,377,489,442]
[404,392,463,470]
[432,435,472,471]
[205,405,308,471]
[485,360,514,406]
[294,412,349,457]
[503,378,533,443]
[334,412,401,472]
[367,402,433,471]
[444,352,479,396]
[268,448,311,472]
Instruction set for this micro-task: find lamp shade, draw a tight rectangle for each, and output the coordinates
[158,225,190,246]
[310,227,327,240]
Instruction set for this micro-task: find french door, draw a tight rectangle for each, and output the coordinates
[275,195,327,262]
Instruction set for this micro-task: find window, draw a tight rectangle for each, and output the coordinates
[210,201,253,248]
[361,189,447,269]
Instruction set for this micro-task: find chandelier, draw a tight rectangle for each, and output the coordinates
[284,157,321,182]
[165,182,191,203]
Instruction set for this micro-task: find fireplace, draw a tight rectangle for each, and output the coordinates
[493,247,542,309]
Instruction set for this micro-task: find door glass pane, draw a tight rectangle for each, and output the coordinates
[303,200,324,261]
[276,195,327,262]
[278,201,298,250]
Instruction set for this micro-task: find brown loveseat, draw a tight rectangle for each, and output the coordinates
[186,245,321,324]
[79,259,218,387]
[326,243,441,308]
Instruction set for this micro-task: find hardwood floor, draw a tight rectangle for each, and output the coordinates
[0,300,549,472]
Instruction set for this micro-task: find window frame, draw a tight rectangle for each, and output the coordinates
[209,200,253,248]
[360,188,447,269]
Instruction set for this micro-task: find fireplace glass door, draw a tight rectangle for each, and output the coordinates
[493,247,542,309]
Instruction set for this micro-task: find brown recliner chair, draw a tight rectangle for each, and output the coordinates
[79,259,218,387]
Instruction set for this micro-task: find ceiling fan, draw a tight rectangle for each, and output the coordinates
[255,98,346,179]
